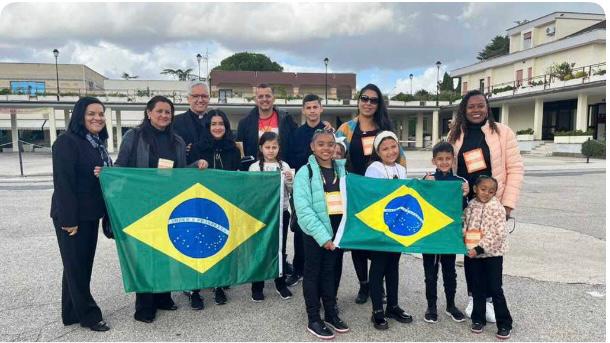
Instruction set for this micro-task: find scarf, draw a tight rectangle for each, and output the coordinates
[86,133,113,167]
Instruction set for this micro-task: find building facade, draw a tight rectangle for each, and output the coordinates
[451,12,606,142]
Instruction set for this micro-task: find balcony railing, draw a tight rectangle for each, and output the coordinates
[472,62,606,98]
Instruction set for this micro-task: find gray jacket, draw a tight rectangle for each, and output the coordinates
[115,127,188,168]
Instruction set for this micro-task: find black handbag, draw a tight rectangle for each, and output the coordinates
[102,214,114,239]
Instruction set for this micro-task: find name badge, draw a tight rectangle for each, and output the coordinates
[463,148,487,173]
[325,191,343,215]
[465,229,481,250]
[362,136,375,156]
[158,158,175,169]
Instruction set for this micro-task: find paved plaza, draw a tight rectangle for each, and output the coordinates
[0,151,605,341]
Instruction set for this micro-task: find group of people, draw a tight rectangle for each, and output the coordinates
[50,80,523,340]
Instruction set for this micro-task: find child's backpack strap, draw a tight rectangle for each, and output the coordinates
[307,163,313,181]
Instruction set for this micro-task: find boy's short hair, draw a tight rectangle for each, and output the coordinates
[256,83,273,93]
[432,141,454,157]
[302,94,321,106]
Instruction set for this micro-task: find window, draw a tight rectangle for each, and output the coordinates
[462,81,468,95]
[523,32,532,49]
[479,79,485,92]
[10,81,45,95]
[527,67,533,82]
[516,70,523,87]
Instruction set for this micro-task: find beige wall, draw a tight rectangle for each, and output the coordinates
[534,21,557,46]
[506,102,536,132]
[0,63,107,93]
[509,33,521,53]
[556,18,602,40]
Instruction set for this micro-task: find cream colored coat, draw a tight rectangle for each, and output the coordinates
[451,122,524,209]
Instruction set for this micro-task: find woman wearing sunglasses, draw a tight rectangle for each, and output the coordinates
[336,83,406,305]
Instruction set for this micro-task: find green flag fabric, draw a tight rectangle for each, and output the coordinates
[334,174,466,254]
[99,168,281,293]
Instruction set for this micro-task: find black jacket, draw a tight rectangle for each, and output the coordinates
[236,106,297,163]
[173,109,207,148]
[189,138,241,171]
[115,127,188,168]
[286,121,325,171]
[50,132,106,227]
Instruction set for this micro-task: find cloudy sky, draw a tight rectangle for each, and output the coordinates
[0,1,604,95]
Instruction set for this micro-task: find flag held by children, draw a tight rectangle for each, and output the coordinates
[100,168,282,293]
[334,174,466,254]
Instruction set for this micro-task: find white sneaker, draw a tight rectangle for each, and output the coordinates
[485,300,496,323]
[465,296,473,318]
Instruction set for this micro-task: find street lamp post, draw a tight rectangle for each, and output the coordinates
[324,57,329,105]
[435,61,442,107]
[196,53,202,81]
[53,49,60,101]
[204,50,209,90]
[409,73,413,96]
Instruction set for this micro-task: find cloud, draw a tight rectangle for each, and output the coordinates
[392,65,451,95]
[433,13,450,21]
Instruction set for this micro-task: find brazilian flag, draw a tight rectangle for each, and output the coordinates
[100,168,281,292]
[334,174,466,254]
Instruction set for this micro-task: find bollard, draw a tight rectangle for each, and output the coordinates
[18,140,24,177]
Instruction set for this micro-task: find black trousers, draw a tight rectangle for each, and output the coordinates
[302,233,339,323]
[369,251,401,312]
[422,254,457,307]
[351,249,370,283]
[334,249,344,296]
[252,210,290,292]
[134,292,175,320]
[291,212,305,276]
[53,218,103,327]
[470,256,513,330]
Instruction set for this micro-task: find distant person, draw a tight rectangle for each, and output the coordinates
[248,132,294,302]
[50,97,112,332]
[114,96,207,323]
[447,89,523,322]
[463,176,513,340]
[173,82,211,160]
[336,83,406,305]
[237,83,298,170]
[421,141,469,324]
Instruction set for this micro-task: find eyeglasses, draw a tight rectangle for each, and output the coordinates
[314,128,336,134]
[190,94,209,100]
[359,95,379,105]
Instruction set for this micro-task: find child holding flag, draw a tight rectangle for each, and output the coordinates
[421,141,468,323]
[464,175,513,340]
[364,131,412,330]
[248,132,294,301]
[294,129,349,339]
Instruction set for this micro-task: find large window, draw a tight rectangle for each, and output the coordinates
[10,81,45,95]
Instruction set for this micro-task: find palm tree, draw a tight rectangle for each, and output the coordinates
[121,72,139,80]
[160,68,194,81]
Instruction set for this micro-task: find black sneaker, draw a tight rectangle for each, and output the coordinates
[324,316,350,333]
[214,288,227,305]
[496,328,511,340]
[371,311,389,330]
[276,286,293,300]
[424,306,438,323]
[307,321,335,340]
[445,306,466,322]
[190,291,204,310]
[251,290,265,302]
[471,322,485,334]
[355,283,369,304]
[385,305,413,323]
[286,273,302,287]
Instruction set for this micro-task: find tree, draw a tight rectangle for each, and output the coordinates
[213,52,283,72]
[390,92,415,102]
[121,72,138,80]
[439,72,458,92]
[477,35,509,61]
[160,68,194,81]
[414,89,431,101]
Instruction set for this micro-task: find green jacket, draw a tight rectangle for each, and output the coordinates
[293,155,346,246]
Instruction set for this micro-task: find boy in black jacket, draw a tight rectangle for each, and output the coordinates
[421,141,469,323]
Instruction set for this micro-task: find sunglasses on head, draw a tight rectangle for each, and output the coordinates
[359,95,379,105]
[314,128,335,134]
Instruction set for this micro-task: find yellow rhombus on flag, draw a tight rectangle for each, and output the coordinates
[123,183,266,273]
[355,185,454,247]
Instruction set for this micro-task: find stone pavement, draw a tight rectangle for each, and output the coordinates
[0,151,605,341]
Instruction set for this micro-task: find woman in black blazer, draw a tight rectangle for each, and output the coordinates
[50,97,112,332]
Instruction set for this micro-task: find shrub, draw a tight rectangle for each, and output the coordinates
[516,128,534,135]
[554,129,594,136]
[573,71,587,78]
[581,139,605,159]
[0,88,9,95]
[594,69,606,76]
[492,85,514,94]
[548,62,575,81]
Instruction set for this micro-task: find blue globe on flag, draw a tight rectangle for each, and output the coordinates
[167,198,230,258]
[383,195,424,236]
